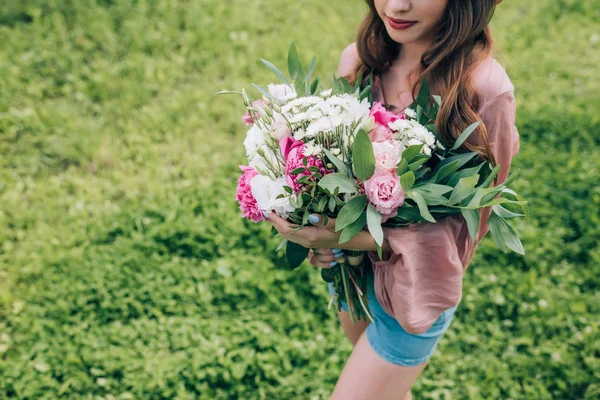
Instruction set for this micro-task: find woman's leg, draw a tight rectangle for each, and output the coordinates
[332,332,427,400]
[338,310,370,346]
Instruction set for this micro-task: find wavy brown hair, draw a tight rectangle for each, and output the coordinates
[350,0,498,165]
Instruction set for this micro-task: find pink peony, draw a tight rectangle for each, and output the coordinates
[280,137,332,192]
[235,165,264,222]
[241,100,267,126]
[370,101,400,127]
[364,170,405,222]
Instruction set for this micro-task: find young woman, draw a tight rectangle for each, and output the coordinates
[265,0,519,398]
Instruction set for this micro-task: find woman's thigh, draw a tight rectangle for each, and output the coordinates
[338,310,370,346]
[332,332,427,400]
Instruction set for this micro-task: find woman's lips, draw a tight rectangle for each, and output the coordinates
[387,16,417,30]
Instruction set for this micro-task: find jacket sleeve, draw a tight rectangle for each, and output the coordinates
[368,90,520,334]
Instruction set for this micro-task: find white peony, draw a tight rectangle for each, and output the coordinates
[250,175,295,218]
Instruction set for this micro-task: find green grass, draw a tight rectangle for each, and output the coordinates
[0,0,599,398]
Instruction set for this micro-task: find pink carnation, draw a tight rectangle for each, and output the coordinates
[280,137,333,192]
[364,170,405,222]
[235,165,264,222]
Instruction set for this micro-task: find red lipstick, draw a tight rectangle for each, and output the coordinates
[387,16,417,30]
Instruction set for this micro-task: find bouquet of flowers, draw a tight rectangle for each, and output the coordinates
[223,43,528,323]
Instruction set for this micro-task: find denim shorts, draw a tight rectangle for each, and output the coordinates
[327,265,457,367]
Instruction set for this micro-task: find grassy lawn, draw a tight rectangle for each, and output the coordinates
[0,0,598,398]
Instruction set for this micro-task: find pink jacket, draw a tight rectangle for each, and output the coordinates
[312,57,520,334]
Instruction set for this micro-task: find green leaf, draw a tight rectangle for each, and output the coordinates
[448,174,480,205]
[407,190,435,223]
[461,208,480,242]
[466,186,503,209]
[310,78,319,94]
[287,42,303,80]
[339,213,367,244]
[434,152,479,174]
[336,195,367,231]
[276,238,288,252]
[328,196,336,213]
[290,167,306,175]
[260,58,291,85]
[416,77,431,113]
[367,204,384,246]
[252,83,278,102]
[433,159,461,183]
[401,144,424,164]
[303,56,317,83]
[400,171,416,192]
[414,167,431,180]
[318,173,357,194]
[433,95,442,106]
[492,204,525,219]
[323,148,349,177]
[286,241,309,269]
[352,129,376,181]
[397,158,410,176]
[408,155,430,171]
[447,164,484,186]
[284,185,293,194]
[451,121,480,151]
[317,196,328,213]
[488,213,525,255]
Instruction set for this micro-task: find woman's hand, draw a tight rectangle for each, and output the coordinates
[308,248,346,269]
[263,211,341,249]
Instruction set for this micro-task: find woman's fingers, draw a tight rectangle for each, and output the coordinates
[312,248,346,268]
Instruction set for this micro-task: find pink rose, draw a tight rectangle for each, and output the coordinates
[241,100,267,126]
[368,123,394,143]
[270,114,291,140]
[370,102,399,127]
[373,141,401,173]
[280,137,332,192]
[235,165,264,223]
[364,170,405,222]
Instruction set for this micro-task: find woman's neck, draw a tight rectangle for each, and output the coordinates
[394,39,432,67]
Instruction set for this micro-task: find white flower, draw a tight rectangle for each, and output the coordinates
[268,84,297,102]
[404,108,417,119]
[303,142,323,156]
[250,175,295,217]
[243,124,268,158]
[320,89,333,97]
